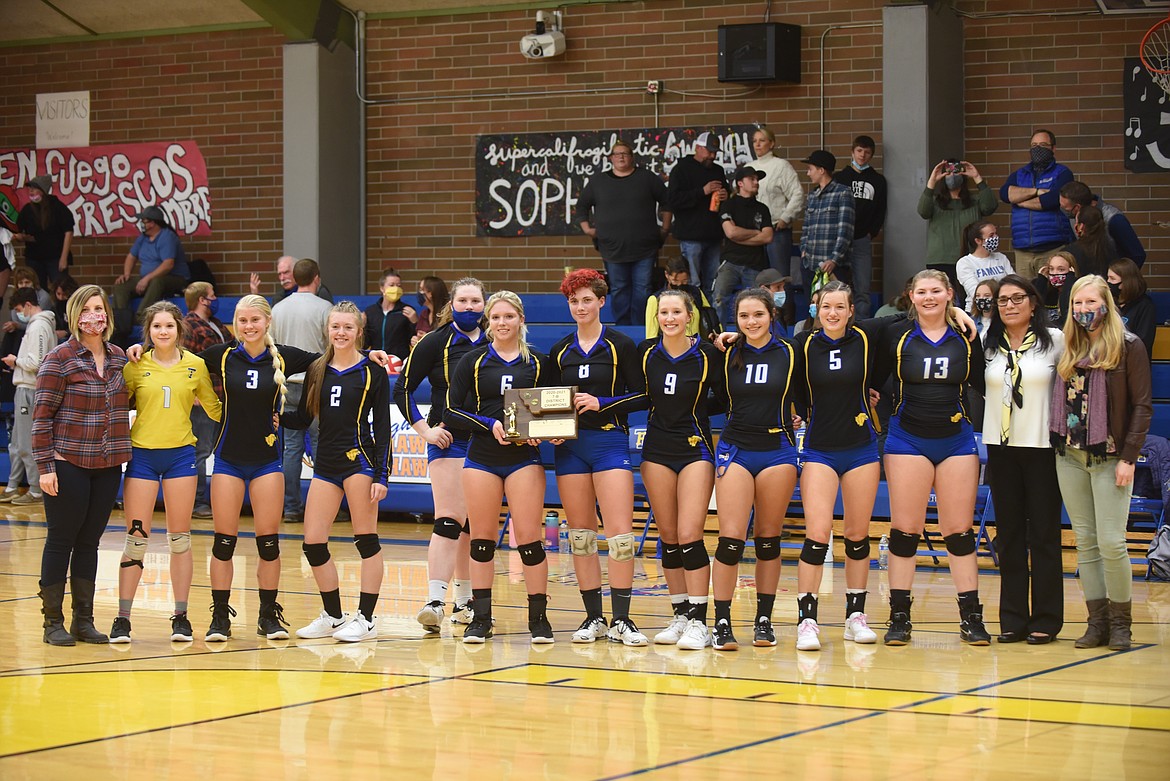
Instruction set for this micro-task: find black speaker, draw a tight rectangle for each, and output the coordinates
[717,23,801,84]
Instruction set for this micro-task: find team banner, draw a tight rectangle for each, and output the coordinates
[0,140,212,237]
[475,124,757,237]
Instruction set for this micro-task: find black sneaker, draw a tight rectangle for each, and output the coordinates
[462,616,494,644]
[712,619,738,651]
[109,616,132,644]
[753,616,777,647]
[960,612,991,646]
[205,603,237,642]
[257,602,290,640]
[529,614,555,645]
[884,612,913,646]
[171,612,194,642]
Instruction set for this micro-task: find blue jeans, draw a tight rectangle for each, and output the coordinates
[766,228,796,279]
[281,383,320,516]
[678,240,721,300]
[605,256,655,325]
[713,261,761,328]
[847,235,873,318]
[190,405,220,506]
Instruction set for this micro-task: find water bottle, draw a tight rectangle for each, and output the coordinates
[545,511,559,550]
[878,534,889,570]
[558,521,570,554]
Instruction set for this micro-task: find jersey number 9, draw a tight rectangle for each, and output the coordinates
[664,372,677,395]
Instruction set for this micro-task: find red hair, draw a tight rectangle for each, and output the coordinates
[560,268,608,299]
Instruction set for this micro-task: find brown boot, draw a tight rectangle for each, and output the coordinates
[1074,598,1110,649]
[39,582,77,647]
[1107,600,1132,650]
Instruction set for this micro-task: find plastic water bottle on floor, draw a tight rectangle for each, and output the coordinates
[545,511,559,550]
[559,520,570,554]
[878,534,889,570]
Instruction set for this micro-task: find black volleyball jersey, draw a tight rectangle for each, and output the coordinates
[311,357,392,483]
[202,342,317,464]
[797,325,880,451]
[883,320,986,438]
[637,337,724,461]
[444,344,550,466]
[393,323,487,433]
[549,326,646,432]
[721,336,798,451]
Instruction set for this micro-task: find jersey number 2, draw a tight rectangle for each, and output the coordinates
[330,386,342,407]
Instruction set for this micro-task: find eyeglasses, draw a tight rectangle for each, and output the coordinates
[997,294,1029,306]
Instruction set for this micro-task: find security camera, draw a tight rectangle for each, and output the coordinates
[520,10,566,60]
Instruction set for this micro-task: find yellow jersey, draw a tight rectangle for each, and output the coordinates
[122,349,223,449]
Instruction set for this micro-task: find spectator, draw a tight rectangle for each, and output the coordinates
[833,135,887,318]
[713,167,773,327]
[972,278,999,344]
[747,125,804,280]
[414,275,448,340]
[50,273,79,341]
[793,287,825,337]
[1033,251,1077,326]
[1063,205,1118,278]
[754,268,796,330]
[249,255,333,303]
[956,221,1013,312]
[182,281,229,519]
[875,275,914,318]
[1108,258,1156,360]
[576,140,672,325]
[918,159,997,289]
[999,129,1075,279]
[112,206,190,336]
[799,150,855,295]
[14,175,73,292]
[271,258,332,522]
[1059,181,1145,267]
[645,257,718,340]
[667,131,729,298]
[363,268,416,359]
[4,267,54,334]
[1,288,56,506]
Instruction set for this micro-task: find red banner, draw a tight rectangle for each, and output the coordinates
[0,141,212,237]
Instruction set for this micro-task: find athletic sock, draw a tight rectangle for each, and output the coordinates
[580,587,603,620]
[118,599,133,618]
[756,592,775,621]
[453,579,472,604]
[610,587,632,621]
[528,593,548,620]
[174,601,188,616]
[472,588,492,620]
[797,593,818,623]
[427,579,448,604]
[321,589,343,619]
[670,594,689,616]
[211,590,230,606]
[259,588,278,607]
[358,592,378,622]
[688,596,709,623]
[957,589,980,618]
[714,599,732,623]
[890,588,912,615]
[845,589,867,617]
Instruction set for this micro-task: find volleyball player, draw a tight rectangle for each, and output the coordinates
[289,302,392,643]
[638,290,724,651]
[711,288,799,650]
[112,302,222,643]
[394,278,487,631]
[878,269,988,646]
[444,291,557,644]
[549,269,648,647]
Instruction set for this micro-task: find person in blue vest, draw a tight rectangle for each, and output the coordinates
[998,129,1074,281]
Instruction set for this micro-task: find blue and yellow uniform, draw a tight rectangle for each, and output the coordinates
[636,337,724,473]
[123,349,222,480]
[549,326,645,475]
[717,336,799,477]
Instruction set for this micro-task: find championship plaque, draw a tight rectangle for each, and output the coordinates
[503,386,579,441]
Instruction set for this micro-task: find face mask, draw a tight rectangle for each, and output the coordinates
[1049,273,1067,288]
[973,297,992,313]
[15,310,29,324]
[982,234,1000,253]
[853,161,870,171]
[27,192,43,204]
[944,174,965,190]
[383,285,403,304]
[452,309,482,332]
[1030,145,1054,169]
[78,311,107,336]
[1072,308,1103,332]
[808,304,818,320]
[1108,281,1121,300]
[1061,207,1077,219]
[772,291,786,308]
[205,297,220,316]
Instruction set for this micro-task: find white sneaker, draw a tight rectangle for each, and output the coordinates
[571,616,608,643]
[607,617,649,647]
[295,611,349,639]
[654,614,689,645]
[844,612,877,644]
[676,619,712,650]
[450,601,475,625]
[416,601,443,632]
[796,618,821,651]
[333,614,377,643]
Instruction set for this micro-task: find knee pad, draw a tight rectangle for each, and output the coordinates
[168,532,191,555]
[944,530,977,557]
[844,537,871,561]
[662,544,683,570]
[680,540,709,570]
[570,528,598,556]
[470,538,496,563]
[754,536,782,561]
[354,533,381,559]
[888,528,920,558]
[714,536,745,566]
[303,541,331,567]
[517,540,547,566]
[255,534,280,561]
[608,532,636,562]
[121,521,149,568]
[800,538,829,566]
[211,533,238,562]
[433,516,462,541]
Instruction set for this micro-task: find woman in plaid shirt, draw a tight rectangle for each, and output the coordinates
[32,285,132,646]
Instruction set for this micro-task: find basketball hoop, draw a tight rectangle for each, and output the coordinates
[1140,13,1170,96]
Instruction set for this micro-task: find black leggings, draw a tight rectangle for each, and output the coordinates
[39,460,123,585]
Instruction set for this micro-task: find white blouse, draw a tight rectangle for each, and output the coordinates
[981,328,1064,448]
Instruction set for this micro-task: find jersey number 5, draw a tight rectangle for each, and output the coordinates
[828,349,841,371]
[922,357,949,380]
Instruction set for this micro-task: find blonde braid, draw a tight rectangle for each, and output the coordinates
[266,331,288,414]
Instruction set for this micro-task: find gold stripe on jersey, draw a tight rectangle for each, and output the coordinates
[690,347,712,453]
[353,366,376,471]
[857,328,880,435]
[605,335,619,397]
[893,329,912,418]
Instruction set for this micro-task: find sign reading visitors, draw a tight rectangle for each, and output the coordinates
[0,140,212,237]
[475,125,757,237]
[36,91,90,149]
